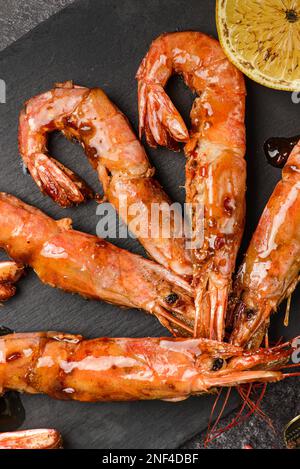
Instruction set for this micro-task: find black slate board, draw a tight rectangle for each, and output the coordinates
[0,0,299,449]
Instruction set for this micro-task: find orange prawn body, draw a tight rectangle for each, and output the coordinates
[231,141,300,348]
[0,192,195,336]
[0,332,291,402]
[137,32,246,341]
[18,82,192,280]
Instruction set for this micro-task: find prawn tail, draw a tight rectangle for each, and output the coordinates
[138,82,189,149]
[26,153,95,207]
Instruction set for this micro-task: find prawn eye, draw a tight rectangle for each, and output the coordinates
[165,292,179,305]
[212,358,224,371]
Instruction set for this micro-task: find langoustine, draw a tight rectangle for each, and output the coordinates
[0,429,62,449]
[137,31,246,341]
[0,192,195,336]
[19,81,192,279]
[230,140,300,349]
[0,332,295,402]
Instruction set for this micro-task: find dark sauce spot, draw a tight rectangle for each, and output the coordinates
[223,197,233,216]
[95,240,107,249]
[264,135,300,168]
[0,326,25,432]
[79,123,93,134]
[7,352,21,362]
[165,292,179,305]
[286,9,298,23]
[86,146,98,159]
[214,236,226,250]
[246,309,256,320]
[212,358,224,371]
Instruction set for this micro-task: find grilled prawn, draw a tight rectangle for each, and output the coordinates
[0,429,62,449]
[0,192,194,336]
[19,81,192,279]
[0,332,294,402]
[230,141,300,349]
[137,31,246,341]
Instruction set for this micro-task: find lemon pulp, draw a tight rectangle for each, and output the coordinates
[216,0,300,91]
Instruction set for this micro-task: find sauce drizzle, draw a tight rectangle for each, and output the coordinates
[264,135,300,168]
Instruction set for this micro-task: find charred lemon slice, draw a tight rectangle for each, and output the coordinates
[216,0,300,91]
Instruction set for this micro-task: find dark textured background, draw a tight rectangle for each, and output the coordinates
[0,0,299,449]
